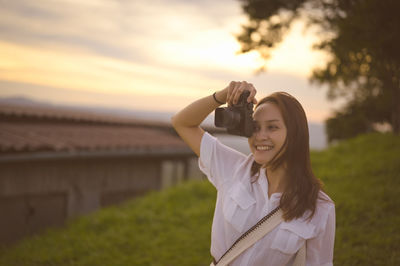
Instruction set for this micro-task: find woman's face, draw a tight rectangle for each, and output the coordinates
[248,102,287,166]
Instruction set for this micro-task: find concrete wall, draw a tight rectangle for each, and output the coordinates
[0,155,202,244]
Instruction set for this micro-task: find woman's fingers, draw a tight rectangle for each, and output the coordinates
[226,82,234,105]
[226,81,257,105]
[248,83,258,104]
[233,82,247,104]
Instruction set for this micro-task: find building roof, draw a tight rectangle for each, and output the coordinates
[0,102,193,161]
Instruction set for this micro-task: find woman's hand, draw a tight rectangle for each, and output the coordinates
[171,80,258,157]
[225,81,258,106]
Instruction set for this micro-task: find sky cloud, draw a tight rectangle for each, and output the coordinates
[0,0,339,122]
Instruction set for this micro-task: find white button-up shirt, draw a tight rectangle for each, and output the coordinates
[199,132,335,266]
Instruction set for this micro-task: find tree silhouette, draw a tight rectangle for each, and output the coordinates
[236,0,400,139]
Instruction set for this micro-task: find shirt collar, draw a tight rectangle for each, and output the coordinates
[257,168,282,202]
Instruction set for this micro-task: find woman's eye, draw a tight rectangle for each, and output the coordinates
[268,125,278,130]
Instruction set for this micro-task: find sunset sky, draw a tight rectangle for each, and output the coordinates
[0,0,342,123]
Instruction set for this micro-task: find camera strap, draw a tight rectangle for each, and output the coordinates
[210,206,306,266]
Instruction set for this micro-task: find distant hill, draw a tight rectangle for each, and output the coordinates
[0,96,327,149]
[0,96,52,106]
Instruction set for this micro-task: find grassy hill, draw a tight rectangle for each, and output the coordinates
[0,133,399,266]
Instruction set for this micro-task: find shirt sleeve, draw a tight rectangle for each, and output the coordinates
[307,203,336,266]
[198,132,247,190]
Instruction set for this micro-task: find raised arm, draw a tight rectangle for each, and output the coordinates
[171,81,257,157]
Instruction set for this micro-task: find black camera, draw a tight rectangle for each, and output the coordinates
[214,91,254,137]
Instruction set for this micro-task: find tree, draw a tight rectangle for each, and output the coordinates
[326,92,391,141]
[236,0,400,138]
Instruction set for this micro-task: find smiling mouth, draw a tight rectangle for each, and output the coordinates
[255,145,274,151]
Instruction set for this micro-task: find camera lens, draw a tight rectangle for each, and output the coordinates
[215,108,241,128]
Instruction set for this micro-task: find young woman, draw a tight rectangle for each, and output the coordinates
[171,81,335,266]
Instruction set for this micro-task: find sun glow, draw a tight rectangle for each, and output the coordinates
[154,28,265,74]
[263,20,328,77]
[0,41,219,98]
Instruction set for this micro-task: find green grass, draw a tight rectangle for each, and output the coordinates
[0,133,399,265]
[311,133,400,265]
[0,181,216,266]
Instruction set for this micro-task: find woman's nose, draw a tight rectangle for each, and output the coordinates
[255,129,269,140]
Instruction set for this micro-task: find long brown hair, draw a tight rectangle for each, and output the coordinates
[250,92,324,221]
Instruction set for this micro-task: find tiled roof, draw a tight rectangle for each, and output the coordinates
[0,103,191,157]
[0,122,187,153]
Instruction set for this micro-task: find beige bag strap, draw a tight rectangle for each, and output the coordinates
[293,241,306,266]
[210,207,306,266]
